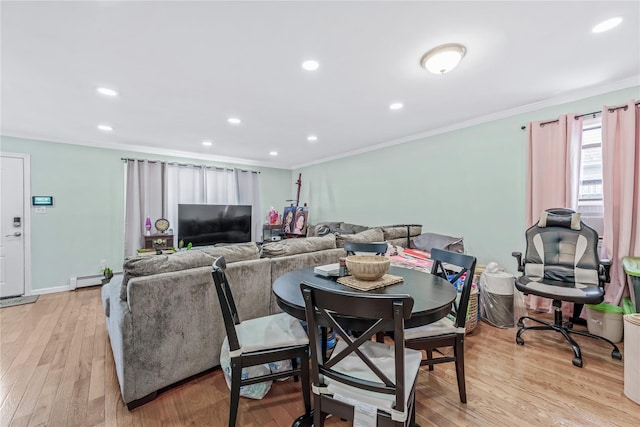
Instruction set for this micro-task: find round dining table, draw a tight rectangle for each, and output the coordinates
[272,265,456,427]
[272,265,457,331]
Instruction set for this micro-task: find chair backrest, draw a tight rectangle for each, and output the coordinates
[211,256,242,352]
[430,248,477,329]
[344,241,388,256]
[301,283,413,413]
[524,208,600,286]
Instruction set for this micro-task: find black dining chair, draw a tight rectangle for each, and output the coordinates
[301,282,421,427]
[344,241,389,256]
[344,240,389,343]
[212,257,311,427]
[404,248,476,404]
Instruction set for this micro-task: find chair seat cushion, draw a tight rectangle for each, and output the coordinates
[237,313,308,353]
[515,275,604,304]
[404,317,458,340]
[324,339,422,414]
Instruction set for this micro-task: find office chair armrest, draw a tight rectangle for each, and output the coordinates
[599,259,611,284]
[511,252,524,273]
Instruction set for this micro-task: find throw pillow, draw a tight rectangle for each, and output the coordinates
[261,234,337,258]
[335,228,385,248]
[381,225,422,240]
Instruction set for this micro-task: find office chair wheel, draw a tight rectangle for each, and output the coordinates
[572,357,583,368]
[612,349,622,360]
[516,336,525,346]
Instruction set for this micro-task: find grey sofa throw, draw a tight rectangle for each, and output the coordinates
[411,232,464,253]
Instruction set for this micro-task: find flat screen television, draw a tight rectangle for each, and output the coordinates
[178,204,252,247]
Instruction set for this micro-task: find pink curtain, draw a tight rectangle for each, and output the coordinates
[601,101,640,305]
[525,114,582,313]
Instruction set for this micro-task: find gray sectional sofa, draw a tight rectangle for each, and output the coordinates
[101,224,420,408]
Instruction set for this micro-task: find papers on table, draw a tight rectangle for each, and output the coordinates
[314,263,340,277]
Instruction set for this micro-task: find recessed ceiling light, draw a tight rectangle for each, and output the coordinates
[302,60,319,71]
[96,87,118,97]
[389,103,404,110]
[202,140,213,146]
[227,117,242,125]
[97,124,113,131]
[592,17,622,33]
[420,43,466,74]
[307,135,318,142]
[269,151,278,156]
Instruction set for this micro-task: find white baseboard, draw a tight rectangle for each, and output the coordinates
[30,272,123,296]
[31,285,72,295]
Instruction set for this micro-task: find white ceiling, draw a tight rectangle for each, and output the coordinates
[2,1,639,169]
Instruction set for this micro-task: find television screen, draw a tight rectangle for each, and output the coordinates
[178,204,252,247]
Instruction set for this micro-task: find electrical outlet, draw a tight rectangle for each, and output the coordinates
[35,207,46,214]
[100,259,107,269]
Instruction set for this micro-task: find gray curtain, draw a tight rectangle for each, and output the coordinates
[124,159,261,257]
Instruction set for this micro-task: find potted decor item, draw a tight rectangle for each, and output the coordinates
[102,267,114,285]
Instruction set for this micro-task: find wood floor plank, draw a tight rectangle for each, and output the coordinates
[2,287,640,426]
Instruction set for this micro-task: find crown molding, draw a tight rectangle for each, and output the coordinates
[291,76,640,169]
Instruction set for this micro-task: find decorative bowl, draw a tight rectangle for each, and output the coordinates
[345,255,390,281]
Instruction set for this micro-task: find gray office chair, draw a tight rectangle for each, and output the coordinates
[512,208,622,367]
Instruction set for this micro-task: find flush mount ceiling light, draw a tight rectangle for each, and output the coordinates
[420,43,466,74]
[202,140,213,146]
[307,135,318,142]
[97,124,113,131]
[302,60,319,71]
[96,87,118,97]
[389,102,404,110]
[592,17,622,33]
[269,151,278,156]
[227,117,242,125]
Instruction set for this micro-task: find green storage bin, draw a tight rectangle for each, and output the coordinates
[585,303,624,343]
[622,257,640,313]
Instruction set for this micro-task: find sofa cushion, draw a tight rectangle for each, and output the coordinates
[262,234,337,258]
[335,228,385,248]
[411,232,464,253]
[339,223,370,234]
[120,242,259,300]
[381,225,423,240]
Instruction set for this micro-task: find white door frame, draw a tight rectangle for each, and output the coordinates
[1,152,32,296]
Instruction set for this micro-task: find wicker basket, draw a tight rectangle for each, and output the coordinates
[465,288,479,334]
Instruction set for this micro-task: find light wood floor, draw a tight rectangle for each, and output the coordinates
[1,287,639,426]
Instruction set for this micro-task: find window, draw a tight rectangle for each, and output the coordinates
[577,117,604,235]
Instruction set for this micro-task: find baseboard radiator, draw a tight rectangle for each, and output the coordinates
[69,272,121,290]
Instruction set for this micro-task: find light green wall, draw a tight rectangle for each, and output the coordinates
[2,86,638,291]
[0,136,292,291]
[295,86,640,272]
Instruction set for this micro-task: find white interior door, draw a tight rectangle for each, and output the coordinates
[1,155,26,298]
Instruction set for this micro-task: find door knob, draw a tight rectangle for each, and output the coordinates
[5,231,21,237]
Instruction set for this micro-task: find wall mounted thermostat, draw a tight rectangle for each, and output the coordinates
[32,196,53,206]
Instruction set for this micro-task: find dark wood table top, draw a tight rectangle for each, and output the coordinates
[272,266,456,330]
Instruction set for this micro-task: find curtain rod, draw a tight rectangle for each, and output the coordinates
[120,157,260,174]
[520,101,640,130]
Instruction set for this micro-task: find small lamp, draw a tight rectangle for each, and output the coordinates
[420,43,466,75]
[145,217,152,235]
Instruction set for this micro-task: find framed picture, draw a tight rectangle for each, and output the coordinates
[291,208,308,235]
[282,206,296,234]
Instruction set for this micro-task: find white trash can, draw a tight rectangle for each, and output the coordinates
[624,314,640,405]
[480,270,515,328]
